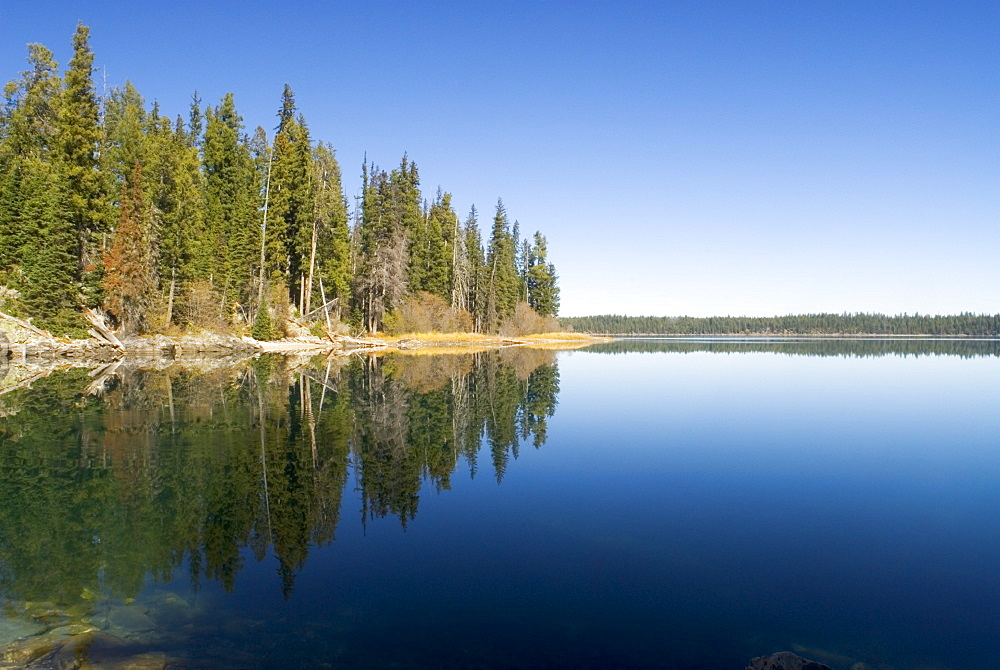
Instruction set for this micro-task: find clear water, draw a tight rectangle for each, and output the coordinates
[0,341,997,669]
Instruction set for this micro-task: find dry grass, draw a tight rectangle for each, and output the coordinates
[522,340,596,351]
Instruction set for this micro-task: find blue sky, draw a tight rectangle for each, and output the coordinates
[2,1,997,317]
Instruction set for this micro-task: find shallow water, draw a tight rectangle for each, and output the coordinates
[0,341,997,668]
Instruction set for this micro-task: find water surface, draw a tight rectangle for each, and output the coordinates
[0,341,996,668]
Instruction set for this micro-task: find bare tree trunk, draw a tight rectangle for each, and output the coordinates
[319,279,333,335]
[306,220,318,314]
[258,153,274,307]
[166,268,176,325]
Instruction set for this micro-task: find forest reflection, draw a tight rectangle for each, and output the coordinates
[0,349,560,605]
[583,337,1000,358]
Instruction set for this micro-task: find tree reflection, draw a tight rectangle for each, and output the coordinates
[0,349,560,605]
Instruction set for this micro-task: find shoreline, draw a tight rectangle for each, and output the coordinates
[0,320,610,365]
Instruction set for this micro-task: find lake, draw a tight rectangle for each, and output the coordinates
[0,340,997,669]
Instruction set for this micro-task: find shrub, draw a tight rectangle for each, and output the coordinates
[178,280,229,331]
[386,292,473,335]
[500,302,561,337]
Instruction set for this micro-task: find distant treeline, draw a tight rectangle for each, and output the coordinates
[562,313,1000,337]
[580,338,1000,359]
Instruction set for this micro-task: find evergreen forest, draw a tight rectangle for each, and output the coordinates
[0,24,560,338]
[563,312,1000,337]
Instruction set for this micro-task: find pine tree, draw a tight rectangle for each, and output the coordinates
[268,86,314,309]
[202,93,261,309]
[484,199,519,331]
[409,188,454,298]
[353,160,408,333]
[187,91,202,148]
[0,41,82,332]
[461,206,485,330]
[145,106,205,323]
[1,43,63,269]
[527,231,559,317]
[57,22,103,289]
[310,141,350,317]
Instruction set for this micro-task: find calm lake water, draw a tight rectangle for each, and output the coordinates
[0,340,997,669]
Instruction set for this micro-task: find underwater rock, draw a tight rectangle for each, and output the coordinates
[1,623,96,667]
[747,651,833,670]
[107,607,156,636]
[85,651,168,670]
[0,616,47,644]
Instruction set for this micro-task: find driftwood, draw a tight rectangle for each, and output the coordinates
[0,310,50,338]
[83,308,125,350]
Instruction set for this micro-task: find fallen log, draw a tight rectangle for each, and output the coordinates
[0,310,50,338]
[83,308,125,350]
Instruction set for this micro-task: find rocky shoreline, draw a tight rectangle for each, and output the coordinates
[0,313,603,368]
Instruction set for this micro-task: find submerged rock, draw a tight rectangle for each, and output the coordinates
[107,607,156,636]
[747,651,833,670]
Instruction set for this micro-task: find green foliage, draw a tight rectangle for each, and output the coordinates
[57,22,103,289]
[526,231,559,317]
[311,142,350,315]
[353,158,411,333]
[409,189,455,298]
[268,87,313,296]
[483,199,520,332]
[561,312,1000,337]
[0,25,562,338]
[203,93,261,307]
[251,298,277,340]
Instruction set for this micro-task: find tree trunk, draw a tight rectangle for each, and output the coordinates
[305,220,318,314]
[166,268,176,324]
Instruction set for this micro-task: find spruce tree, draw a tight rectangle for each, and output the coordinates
[484,199,519,331]
[145,106,205,323]
[461,206,485,330]
[57,22,103,289]
[268,86,313,308]
[0,41,81,332]
[527,231,559,317]
[0,43,63,268]
[353,160,408,333]
[310,142,350,317]
[409,188,454,298]
[202,93,261,309]
[11,156,80,332]
[187,91,202,148]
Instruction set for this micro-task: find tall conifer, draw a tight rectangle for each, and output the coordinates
[57,22,103,288]
[484,199,519,331]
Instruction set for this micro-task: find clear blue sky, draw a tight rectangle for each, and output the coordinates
[3,1,997,317]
